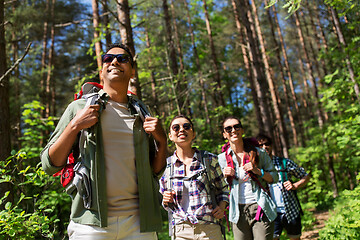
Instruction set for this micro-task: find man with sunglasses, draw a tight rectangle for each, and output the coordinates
[256,134,310,240]
[41,43,167,239]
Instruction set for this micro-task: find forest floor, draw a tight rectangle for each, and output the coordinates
[301,209,330,240]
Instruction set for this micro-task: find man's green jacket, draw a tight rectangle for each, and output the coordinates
[40,90,163,232]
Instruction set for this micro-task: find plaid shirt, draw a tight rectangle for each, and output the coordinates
[159,148,229,226]
[270,156,309,223]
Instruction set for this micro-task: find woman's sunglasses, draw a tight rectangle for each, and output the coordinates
[259,142,271,147]
[171,123,192,132]
[224,123,242,133]
[102,54,131,64]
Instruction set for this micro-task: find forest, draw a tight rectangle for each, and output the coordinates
[0,0,359,239]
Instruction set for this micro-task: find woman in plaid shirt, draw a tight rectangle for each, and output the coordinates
[159,115,229,239]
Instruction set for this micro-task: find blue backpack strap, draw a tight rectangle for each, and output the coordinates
[281,157,288,182]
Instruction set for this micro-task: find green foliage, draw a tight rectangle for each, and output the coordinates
[0,102,70,239]
[4,0,360,238]
[21,101,57,158]
[0,153,70,239]
[319,181,360,239]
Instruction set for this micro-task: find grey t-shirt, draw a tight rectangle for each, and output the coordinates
[101,100,138,216]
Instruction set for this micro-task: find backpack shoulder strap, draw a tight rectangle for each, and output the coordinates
[165,156,174,191]
[200,150,218,207]
[165,156,175,236]
[280,157,288,182]
[128,95,151,122]
[128,95,159,151]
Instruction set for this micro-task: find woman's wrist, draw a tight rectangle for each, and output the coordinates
[259,168,265,177]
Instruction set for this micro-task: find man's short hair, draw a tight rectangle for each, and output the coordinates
[256,133,272,145]
[106,43,134,67]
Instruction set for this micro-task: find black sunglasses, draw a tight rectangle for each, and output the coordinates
[171,123,192,132]
[259,142,271,147]
[224,123,242,133]
[102,54,131,64]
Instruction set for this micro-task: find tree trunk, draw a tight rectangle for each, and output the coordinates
[46,0,56,117]
[92,0,103,71]
[313,1,329,54]
[162,0,178,77]
[231,0,263,131]
[102,0,112,48]
[294,12,325,128]
[170,0,183,76]
[170,0,190,115]
[326,150,338,197]
[250,0,289,157]
[11,1,21,150]
[295,10,338,197]
[265,0,299,147]
[40,0,50,118]
[183,0,211,127]
[305,0,328,76]
[329,6,360,104]
[162,0,181,114]
[202,0,224,107]
[299,9,330,127]
[299,9,323,83]
[0,0,13,208]
[236,0,275,148]
[272,4,305,128]
[117,0,141,98]
[144,26,159,116]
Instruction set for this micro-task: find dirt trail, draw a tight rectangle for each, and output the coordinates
[301,210,329,240]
